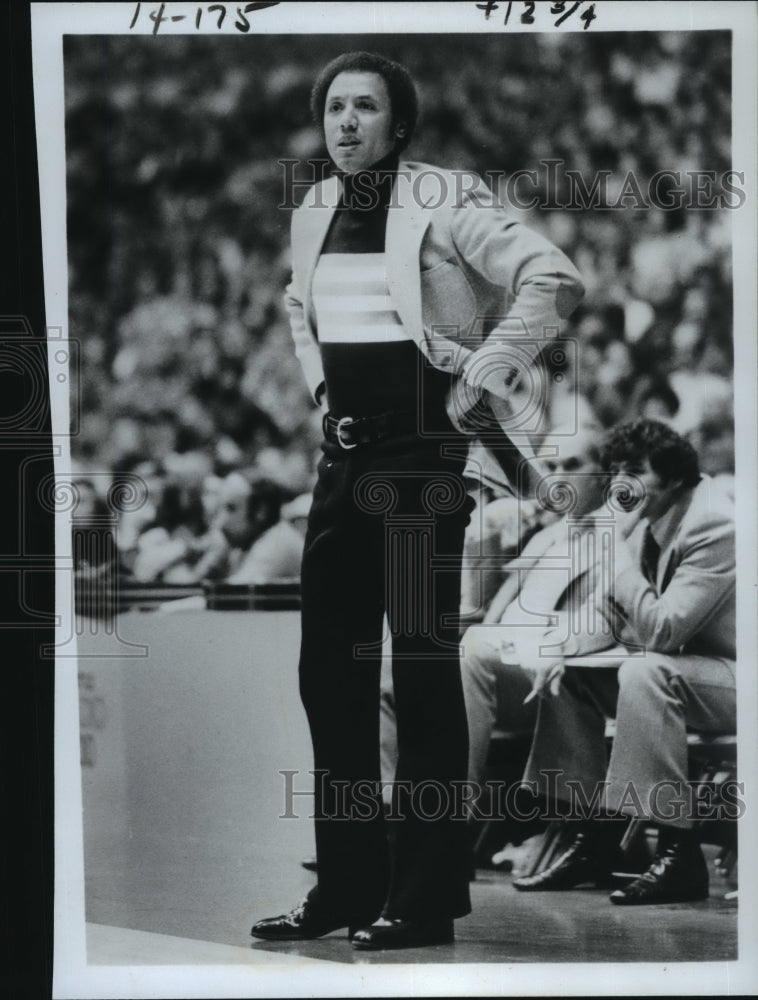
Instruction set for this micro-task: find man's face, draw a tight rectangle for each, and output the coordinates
[72,480,98,521]
[217,474,254,548]
[219,491,250,548]
[542,429,604,517]
[323,71,396,173]
[610,458,680,522]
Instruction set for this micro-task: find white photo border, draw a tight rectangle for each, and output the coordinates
[31,2,758,997]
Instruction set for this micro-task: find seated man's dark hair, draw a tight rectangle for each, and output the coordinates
[310,51,418,152]
[600,419,700,488]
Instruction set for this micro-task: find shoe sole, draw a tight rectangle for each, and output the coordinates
[251,924,350,941]
[610,890,709,906]
[251,930,336,941]
[513,877,615,892]
[251,932,317,941]
[352,930,454,951]
[252,923,371,942]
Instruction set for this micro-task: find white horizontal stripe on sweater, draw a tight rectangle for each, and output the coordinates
[313,252,410,344]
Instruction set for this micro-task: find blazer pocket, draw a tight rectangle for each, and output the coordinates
[420,260,476,336]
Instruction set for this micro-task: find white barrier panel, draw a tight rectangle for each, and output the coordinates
[76,609,316,946]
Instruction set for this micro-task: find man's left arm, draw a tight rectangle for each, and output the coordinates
[449,178,585,403]
[609,513,735,653]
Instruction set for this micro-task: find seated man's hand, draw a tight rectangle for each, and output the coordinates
[505,631,565,702]
[521,654,565,702]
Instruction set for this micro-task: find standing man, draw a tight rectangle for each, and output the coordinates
[251,51,584,950]
[512,419,736,904]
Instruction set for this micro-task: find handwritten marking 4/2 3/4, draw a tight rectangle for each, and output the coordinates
[475,1,597,29]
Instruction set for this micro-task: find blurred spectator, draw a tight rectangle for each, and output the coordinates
[576,312,637,427]
[628,375,681,424]
[684,410,735,479]
[214,436,246,477]
[280,492,313,538]
[669,370,733,443]
[132,478,214,582]
[200,473,224,525]
[113,458,162,573]
[71,475,107,525]
[71,473,122,618]
[71,475,117,571]
[162,448,213,487]
[217,473,303,584]
[542,338,599,431]
[255,445,315,495]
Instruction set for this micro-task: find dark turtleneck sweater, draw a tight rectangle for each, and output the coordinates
[313,151,452,423]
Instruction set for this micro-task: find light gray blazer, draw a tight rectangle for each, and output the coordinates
[612,475,736,662]
[284,160,585,494]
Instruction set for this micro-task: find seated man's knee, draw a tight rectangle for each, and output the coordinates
[618,652,679,693]
[460,624,500,675]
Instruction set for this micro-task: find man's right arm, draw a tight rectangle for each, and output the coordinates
[284,202,326,406]
[284,270,324,406]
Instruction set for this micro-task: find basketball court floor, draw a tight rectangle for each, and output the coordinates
[73,610,739,975]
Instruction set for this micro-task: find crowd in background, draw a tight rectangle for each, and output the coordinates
[64,30,735,591]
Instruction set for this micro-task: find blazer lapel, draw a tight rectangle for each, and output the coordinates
[293,174,341,330]
[651,492,692,592]
[295,166,431,341]
[385,165,432,347]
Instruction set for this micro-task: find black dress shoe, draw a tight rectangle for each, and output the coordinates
[512,831,614,892]
[351,917,454,951]
[610,836,709,906]
[251,894,363,941]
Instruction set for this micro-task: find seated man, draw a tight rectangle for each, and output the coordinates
[460,424,609,796]
[218,472,304,584]
[512,419,736,905]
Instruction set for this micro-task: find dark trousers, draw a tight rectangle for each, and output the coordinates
[298,433,473,921]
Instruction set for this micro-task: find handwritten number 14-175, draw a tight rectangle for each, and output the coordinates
[129,2,280,34]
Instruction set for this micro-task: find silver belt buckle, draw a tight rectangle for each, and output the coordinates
[335,416,358,450]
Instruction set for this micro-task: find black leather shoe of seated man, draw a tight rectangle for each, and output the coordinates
[351,916,454,951]
[513,830,616,891]
[251,890,375,941]
[610,830,709,905]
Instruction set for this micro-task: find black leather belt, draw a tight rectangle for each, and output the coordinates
[322,410,418,449]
